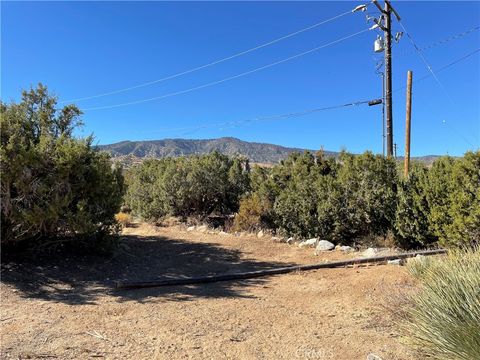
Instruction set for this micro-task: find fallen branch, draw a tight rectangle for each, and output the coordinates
[115,248,446,290]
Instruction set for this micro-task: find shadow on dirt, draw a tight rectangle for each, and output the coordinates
[1,233,296,305]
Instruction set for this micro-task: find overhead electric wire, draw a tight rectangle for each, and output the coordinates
[61,9,353,104]
[81,28,370,111]
[393,48,480,92]
[416,25,479,52]
[142,48,480,137]
[398,21,478,148]
[133,99,373,137]
[398,20,455,104]
[396,25,479,57]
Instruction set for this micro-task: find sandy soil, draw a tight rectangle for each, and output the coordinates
[1,224,414,359]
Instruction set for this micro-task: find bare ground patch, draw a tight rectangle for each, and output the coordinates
[1,224,413,359]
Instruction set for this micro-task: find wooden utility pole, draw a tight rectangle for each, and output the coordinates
[404,70,413,178]
[384,1,394,158]
[372,0,401,158]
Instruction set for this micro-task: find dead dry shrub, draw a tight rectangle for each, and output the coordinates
[115,212,132,228]
[233,193,272,232]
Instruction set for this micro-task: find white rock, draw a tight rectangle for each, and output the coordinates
[298,238,318,248]
[361,247,379,258]
[219,231,229,236]
[367,354,383,360]
[187,226,195,232]
[387,259,402,265]
[315,240,335,252]
[257,230,264,238]
[339,245,355,252]
[196,225,208,232]
[286,237,295,244]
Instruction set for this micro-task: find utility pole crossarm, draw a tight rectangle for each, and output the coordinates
[385,0,401,21]
[372,0,386,13]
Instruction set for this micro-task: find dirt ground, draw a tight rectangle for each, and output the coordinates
[1,224,415,359]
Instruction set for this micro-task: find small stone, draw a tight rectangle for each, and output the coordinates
[197,225,208,232]
[298,238,317,248]
[219,231,229,236]
[367,354,383,360]
[257,230,264,238]
[286,237,295,244]
[187,226,195,232]
[362,247,379,258]
[315,240,335,252]
[387,259,402,266]
[339,245,355,252]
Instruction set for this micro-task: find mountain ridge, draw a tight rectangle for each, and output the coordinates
[97,137,441,165]
[97,137,332,164]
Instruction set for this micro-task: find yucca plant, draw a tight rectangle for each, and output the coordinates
[402,248,480,359]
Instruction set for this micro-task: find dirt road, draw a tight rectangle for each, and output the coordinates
[1,224,413,359]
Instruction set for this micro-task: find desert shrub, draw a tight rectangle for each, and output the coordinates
[441,151,480,247]
[0,84,124,250]
[394,166,436,248]
[422,156,456,242]
[269,151,337,239]
[269,151,398,243]
[124,159,170,220]
[402,248,480,359]
[126,152,250,221]
[402,152,480,248]
[115,212,132,228]
[274,176,321,238]
[233,193,272,232]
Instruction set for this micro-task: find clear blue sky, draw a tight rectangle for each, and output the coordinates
[2,1,479,156]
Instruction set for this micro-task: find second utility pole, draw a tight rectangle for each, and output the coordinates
[404,70,413,178]
[384,1,394,158]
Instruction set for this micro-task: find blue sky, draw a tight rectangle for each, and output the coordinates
[2,1,479,156]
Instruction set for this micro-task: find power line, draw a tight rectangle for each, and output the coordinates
[398,20,478,148]
[396,25,479,57]
[81,28,370,111]
[132,99,373,136]
[61,9,353,104]
[393,48,480,92]
[416,25,479,52]
[398,20,455,104]
[92,47,479,138]
[137,49,479,137]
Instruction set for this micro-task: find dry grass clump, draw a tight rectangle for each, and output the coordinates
[402,248,480,359]
[115,212,132,228]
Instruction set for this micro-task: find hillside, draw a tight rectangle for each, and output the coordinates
[97,137,332,164]
[98,137,442,165]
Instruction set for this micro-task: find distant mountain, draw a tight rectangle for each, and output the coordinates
[97,137,442,165]
[97,137,334,164]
